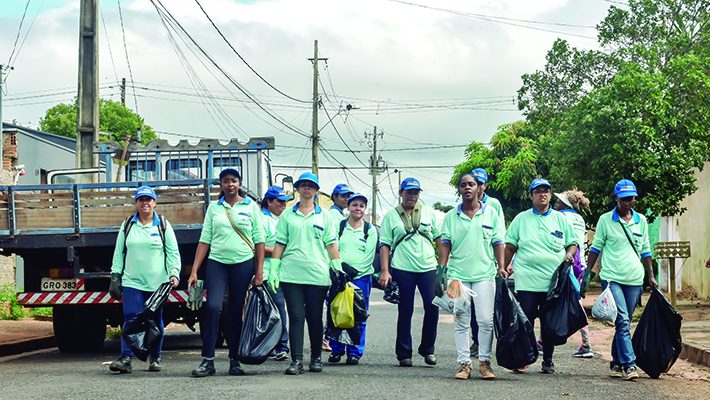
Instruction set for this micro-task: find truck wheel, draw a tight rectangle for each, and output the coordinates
[53,306,107,353]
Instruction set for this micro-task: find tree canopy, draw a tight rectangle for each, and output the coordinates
[39,99,158,145]
[454,0,709,223]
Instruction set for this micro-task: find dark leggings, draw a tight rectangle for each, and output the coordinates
[517,291,554,363]
[390,268,439,360]
[201,258,254,360]
[282,282,329,361]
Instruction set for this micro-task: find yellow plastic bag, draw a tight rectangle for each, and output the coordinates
[331,284,355,329]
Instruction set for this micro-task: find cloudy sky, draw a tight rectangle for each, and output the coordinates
[1,0,615,215]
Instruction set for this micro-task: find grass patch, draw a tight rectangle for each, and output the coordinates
[106,326,122,340]
[29,307,53,317]
[0,284,24,320]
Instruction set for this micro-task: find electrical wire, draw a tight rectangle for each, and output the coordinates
[100,6,120,85]
[6,0,31,68]
[192,0,310,104]
[320,101,369,168]
[117,0,139,111]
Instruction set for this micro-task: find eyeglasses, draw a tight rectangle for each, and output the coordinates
[532,188,550,195]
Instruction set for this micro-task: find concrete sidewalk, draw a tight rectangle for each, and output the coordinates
[0,319,55,357]
[582,285,710,369]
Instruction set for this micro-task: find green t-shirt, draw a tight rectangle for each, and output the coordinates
[111,212,181,292]
[329,206,347,223]
[590,208,651,286]
[275,203,338,286]
[483,194,506,226]
[199,197,265,264]
[560,209,587,257]
[261,209,279,281]
[339,219,378,279]
[505,207,578,292]
[379,203,441,273]
[441,203,504,282]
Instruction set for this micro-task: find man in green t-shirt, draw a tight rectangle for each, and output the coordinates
[379,177,442,367]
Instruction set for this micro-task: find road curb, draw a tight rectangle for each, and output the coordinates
[0,335,56,357]
[680,342,710,369]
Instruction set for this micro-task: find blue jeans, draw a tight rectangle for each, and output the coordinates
[200,258,254,360]
[267,283,289,353]
[390,268,439,360]
[121,286,163,358]
[331,275,372,359]
[602,281,643,370]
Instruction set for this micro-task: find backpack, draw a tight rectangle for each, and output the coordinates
[390,203,430,258]
[338,219,372,241]
[121,214,168,275]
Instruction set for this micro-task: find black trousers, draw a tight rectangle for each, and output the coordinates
[282,282,329,361]
[200,258,254,360]
[390,268,439,361]
[517,290,555,363]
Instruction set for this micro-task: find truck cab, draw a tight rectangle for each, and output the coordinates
[0,137,279,352]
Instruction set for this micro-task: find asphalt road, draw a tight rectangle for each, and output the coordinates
[1,291,706,400]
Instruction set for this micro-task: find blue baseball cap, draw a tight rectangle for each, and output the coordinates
[614,179,638,198]
[471,168,488,184]
[347,193,368,205]
[218,168,241,180]
[331,183,354,197]
[294,171,320,190]
[400,177,422,191]
[529,178,551,193]
[264,185,292,202]
[134,185,157,200]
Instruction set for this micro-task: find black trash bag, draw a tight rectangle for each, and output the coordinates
[542,262,588,346]
[352,283,368,324]
[342,262,359,281]
[494,277,538,370]
[632,288,683,379]
[122,282,172,361]
[326,282,367,345]
[237,285,282,365]
[328,269,350,302]
[383,281,400,304]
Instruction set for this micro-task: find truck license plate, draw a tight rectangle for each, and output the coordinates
[41,278,79,291]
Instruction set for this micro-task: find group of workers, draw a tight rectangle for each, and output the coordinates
[106,166,661,382]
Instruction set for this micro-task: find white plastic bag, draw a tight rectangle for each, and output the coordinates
[591,285,617,323]
[432,280,477,314]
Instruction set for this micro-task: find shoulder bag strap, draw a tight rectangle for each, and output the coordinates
[338,219,348,239]
[121,216,134,275]
[224,206,256,255]
[618,220,640,259]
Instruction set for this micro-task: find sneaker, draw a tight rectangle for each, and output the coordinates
[469,342,479,358]
[328,354,343,364]
[455,363,472,380]
[192,359,216,378]
[609,365,624,378]
[424,354,437,366]
[540,360,555,374]
[624,366,640,381]
[572,345,593,359]
[148,356,162,372]
[228,359,246,376]
[479,361,496,380]
[285,359,304,375]
[346,355,360,365]
[321,338,332,352]
[272,351,289,362]
[399,358,413,367]
[109,356,132,374]
[309,357,323,372]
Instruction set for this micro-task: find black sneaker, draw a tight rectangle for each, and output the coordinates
[285,359,304,375]
[424,354,437,366]
[346,356,360,365]
[328,354,343,364]
[272,351,289,361]
[399,358,413,367]
[309,357,323,372]
[540,360,555,374]
[192,359,216,378]
[148,356,162,372]
[229,359,246,376]
[109,356,132,374]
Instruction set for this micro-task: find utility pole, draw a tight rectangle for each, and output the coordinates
[76,0,99,169]
[120,77,126,106]
[367,127,384,224]
[0,65,7,167]
[308,40,327,176]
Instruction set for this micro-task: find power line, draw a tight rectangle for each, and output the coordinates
[100,6,120,85]
[278,143,467,153]
[192,0,309,104]
[117,0,138,111]
[6,0,31,68]
[386,0,597,39]
[320,100,369,168]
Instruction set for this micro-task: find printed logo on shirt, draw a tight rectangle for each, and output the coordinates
[313,224,324,240]
[551,230,563,239]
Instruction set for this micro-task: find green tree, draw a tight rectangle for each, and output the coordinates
[451,121,545,220]
[39,99,158,145]
[517,0,709,222]
[433,202,454,213]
